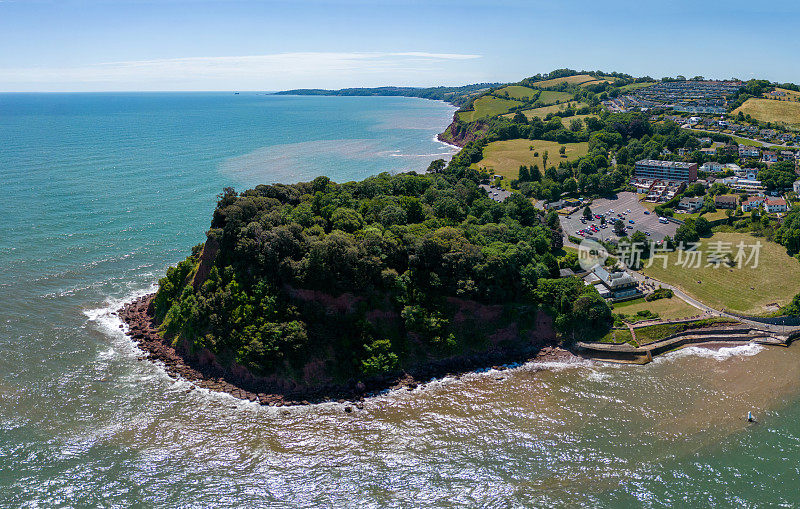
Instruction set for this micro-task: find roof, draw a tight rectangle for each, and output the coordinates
[635,159,696,169]
[590,264,637,289]
[559,268,575,278]
[715,195,737,203]
[766,197,787,206]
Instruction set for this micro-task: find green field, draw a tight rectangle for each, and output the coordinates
[510,101,588,121]
[733,98,800,128]
[495,85,539,100]
[471,139,590,179]
[613,296,700,322]
[458,95,522,122]
[598,328,634,345]
[618,82,657,93]
[731,135,762,146]
[531,74,597,88]
[538,90,574,105]
[641,232,800,314]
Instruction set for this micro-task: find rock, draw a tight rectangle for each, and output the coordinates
[344,406,353,413]
[355,382,366,393]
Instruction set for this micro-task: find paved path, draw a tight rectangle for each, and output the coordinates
[630,271,800,335]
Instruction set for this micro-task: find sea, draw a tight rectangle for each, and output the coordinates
[1,92,800,507]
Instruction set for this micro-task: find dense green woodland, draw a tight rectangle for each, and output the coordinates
[153,168,610,384]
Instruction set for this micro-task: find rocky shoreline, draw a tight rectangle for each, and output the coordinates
[118,294,569,408]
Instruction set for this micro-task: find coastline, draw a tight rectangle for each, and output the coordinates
[118,294,570,407]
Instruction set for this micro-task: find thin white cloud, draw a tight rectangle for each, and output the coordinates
[0,52,483,91]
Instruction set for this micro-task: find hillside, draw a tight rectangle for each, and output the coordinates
[140,169,610,400]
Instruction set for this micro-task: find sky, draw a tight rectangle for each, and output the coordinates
[1,0,800,92]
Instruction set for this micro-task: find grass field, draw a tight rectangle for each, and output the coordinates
[765,88,800,101]
[458,95,522,122]
[731,135,762,146]
[509,101,588,121]
[531,75,597,88]
[471,139,590,179]
[618,82,657,93]
[598,328,634,345]
[613,296,700,322]
[733,98,800,128]
[538,90,574,105]
[495,85,539,100]
[579,78,616,87]
[641,232,800,314]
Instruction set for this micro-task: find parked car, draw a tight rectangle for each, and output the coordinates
[644,211,650,215]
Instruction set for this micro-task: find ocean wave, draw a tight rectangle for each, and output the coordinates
[653,342,765,363]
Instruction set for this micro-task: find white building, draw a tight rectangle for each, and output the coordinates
[765,197,788,213]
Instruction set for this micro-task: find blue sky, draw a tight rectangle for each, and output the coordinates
[1,0,799,91]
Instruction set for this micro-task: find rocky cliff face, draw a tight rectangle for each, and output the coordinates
[122,290,557,405]
[437,114,489,147]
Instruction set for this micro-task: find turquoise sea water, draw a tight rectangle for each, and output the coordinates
[1,93,800,507]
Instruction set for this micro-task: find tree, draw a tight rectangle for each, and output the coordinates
[583,206,593,220]
[559,145,567,155]
[542,150,549,170]
[569,118,583,132]
[613,220,626,236]
[694,216,711,236]
[427,159,446,174]
[518,165,531,181]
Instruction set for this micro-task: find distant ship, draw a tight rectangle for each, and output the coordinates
[234,92,240,95]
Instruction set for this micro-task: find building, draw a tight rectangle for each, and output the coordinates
[643,179,686,202]
[765,197,788,213]
[714,195,738,209]
[723,177,764,192]
[742,196,765,212]
[585,264,640,301]
[793,180,800,194]
[700,162,724,173]
[678,196,704,212]
[739,145,761,158]
[763,151,779,163]
[634,160,698,182]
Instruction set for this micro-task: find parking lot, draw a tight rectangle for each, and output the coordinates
[479,184,511,202]
[560,191,678,245]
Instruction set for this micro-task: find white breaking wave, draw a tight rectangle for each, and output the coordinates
[653,342,765,363]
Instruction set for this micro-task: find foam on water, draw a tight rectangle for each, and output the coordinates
[653,342,765,363]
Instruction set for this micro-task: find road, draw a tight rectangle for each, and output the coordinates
[479,184,511,202]
[683,126,798,149]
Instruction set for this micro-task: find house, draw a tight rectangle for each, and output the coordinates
[742,196,765,212]
[700,162,724,173]
[739,145,760,158]
[714,195,738,209]
[677,147,689,157]
[698,137,712,144]
[762,151,779,163]
[700,147,717,156]
[793,180,800,194]
[765,197,788,213]
[586,264,640,301]
[727,178,764,192]
[678,196,704,212]
[559,268,576,278]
